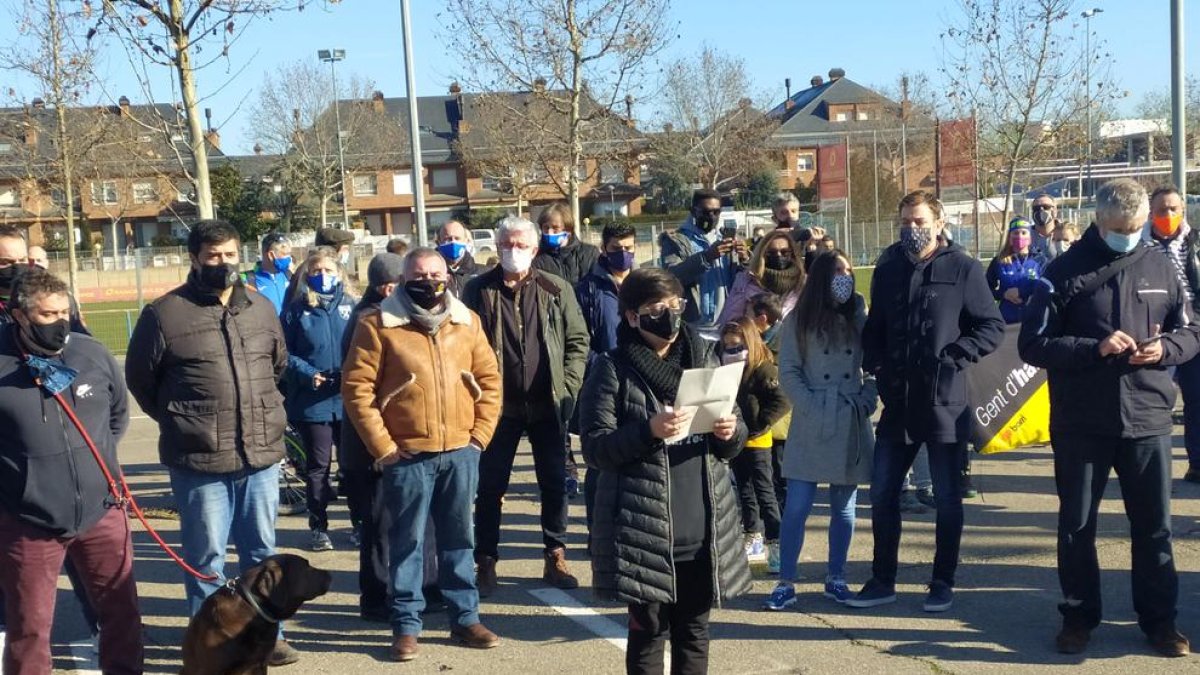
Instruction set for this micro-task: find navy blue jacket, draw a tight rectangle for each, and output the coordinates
[576,263,622,358]
[863,241,1006,444]
[0,327,128,537]
[986,254,1043,324]
[281,285,356,423]
[1019,225,1200,438]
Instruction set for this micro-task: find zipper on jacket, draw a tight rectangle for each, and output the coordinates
[705,456,722,604]
[431,333,449,447]
[54,403,84,531]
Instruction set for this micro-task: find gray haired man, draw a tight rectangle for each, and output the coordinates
[1019,178,1200,658]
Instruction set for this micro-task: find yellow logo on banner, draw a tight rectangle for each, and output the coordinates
[978,382,1052,455]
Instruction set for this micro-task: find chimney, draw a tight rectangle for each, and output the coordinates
[828,68,845,82]
[118,95,130,116]
[31,98,44,109]
[785,99,795,111]
[372,90,384,113]
[23,121,37,147]
[449,81,462,95]
[785,78,791,100]
[623,94,634,127]
[810,75,824,87]
[533,77,546,93]
[253,142,263,156]
[205,128,221,151]
[204,107,213,132]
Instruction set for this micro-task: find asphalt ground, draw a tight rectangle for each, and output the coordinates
[41,407,1200,674]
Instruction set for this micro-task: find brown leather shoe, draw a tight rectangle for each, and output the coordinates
[1055,625,1091,654]
[1148,627,1190,658]
[390,634,419,662]
[451,623,500,649]
[476,556,498,598]
[542,547,579,590]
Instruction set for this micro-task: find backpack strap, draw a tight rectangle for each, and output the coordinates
[1055,245,1150,310]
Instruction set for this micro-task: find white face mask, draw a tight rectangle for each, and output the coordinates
[500,248,534,275]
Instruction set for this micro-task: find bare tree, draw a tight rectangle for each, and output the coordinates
[249,61,407,227]
[656,46,778,192]
[98,0,335,222]
[443,0,671,226]
[0,0,108,295]
[940,0,1117,224]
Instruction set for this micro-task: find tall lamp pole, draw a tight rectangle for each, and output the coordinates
[400,0,428,245]
[318,48,350,229]
[1171,0,1187,194]
[1081,8,1103,199]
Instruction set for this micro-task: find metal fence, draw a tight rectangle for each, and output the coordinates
[85,308,140,356]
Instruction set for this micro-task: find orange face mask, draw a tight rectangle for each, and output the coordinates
[1152,213,1184,238]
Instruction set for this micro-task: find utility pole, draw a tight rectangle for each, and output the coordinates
[318,48,350,229]
[1081,8,1103,200]
[1171,0,1187,194]
[400,0,428,244]
[900,75,910,193]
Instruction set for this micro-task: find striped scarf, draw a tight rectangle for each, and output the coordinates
[1154,223,1194,303]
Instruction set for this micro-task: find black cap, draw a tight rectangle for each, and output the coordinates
[315,227,355,248]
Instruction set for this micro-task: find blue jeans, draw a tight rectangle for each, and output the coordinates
[168,464,280,618]
[778,481,858,583]
[1176,356,1200,471]
[868,437,965,587]
[384,447,480,637]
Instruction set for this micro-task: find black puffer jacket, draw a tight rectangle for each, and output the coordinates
[339,289,384,474]
[737,362,789,439]
[580,343,752,606]
[126,274,288,474]
[533,236,600,287]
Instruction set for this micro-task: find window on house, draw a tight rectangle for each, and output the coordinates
[796,153,815,172]
[391,172,413,195]
[0,188,16,206]
[525,165,550,184]
[481,174,505,192]
[599,162,623,184]
[0,142,12,155]
[353,173,379,196]
[90,181,118,205]
[857,110,870,121]
[833,111,848,122]
[431,168,458,189]
[132,181,157,204]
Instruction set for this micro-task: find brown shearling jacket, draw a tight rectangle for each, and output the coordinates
[342,291,501,459]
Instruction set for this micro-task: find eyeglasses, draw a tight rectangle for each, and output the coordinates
[639,298,686,319]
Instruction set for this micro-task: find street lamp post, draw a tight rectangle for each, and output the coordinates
[318,48,350,230]
[1170,0,1187,195]
[1081,8,1103,200]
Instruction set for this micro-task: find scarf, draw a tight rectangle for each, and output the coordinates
[617,322,707,403]
[759,265,800,296]
[396,288,451,335]
[1154,222,1194,303]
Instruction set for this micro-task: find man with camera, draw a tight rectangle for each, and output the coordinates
[658,189,748,327]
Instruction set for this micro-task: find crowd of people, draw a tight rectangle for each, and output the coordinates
[0,178,1194,674]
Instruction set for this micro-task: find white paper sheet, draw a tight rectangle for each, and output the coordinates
[664,361,744,443]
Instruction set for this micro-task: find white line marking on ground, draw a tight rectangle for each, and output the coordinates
[527,587,628,650]
[65,639,100,674]
[129,415,150,420]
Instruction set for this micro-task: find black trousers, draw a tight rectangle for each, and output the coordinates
[297,420,341,532]
[770,439,787,510]
[475,414,568,559]
[626,556,714,675]
[731,448,781,540]
[1052,432,1177,633]
[344,466,391,614]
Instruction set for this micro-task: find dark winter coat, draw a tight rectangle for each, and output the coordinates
[575,263,622,357]
[1018,224,1200,438]
[533,236,600,287]
[579,344,752,606]
[736,361,789,440]
[447,254,481,296]
[125,274,288,474]
[280,285,357,423]
[862,241,1005,444]
[0,327,128,537]
[339,289,384,474]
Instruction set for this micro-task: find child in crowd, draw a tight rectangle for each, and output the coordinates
[720,318,789,569]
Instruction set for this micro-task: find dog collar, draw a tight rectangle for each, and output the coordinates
[228,577,280,624]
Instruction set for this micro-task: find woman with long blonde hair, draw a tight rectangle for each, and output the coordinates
[716,229,806,326]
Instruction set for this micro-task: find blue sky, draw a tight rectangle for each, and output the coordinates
[4,0,1196,154]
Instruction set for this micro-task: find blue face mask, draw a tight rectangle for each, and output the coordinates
[541,232,570,250]
[438,241,468,262]
[1103,230,1141,254]
[271,255,291,274]
[306,272,338,294]
[603,250,635,272]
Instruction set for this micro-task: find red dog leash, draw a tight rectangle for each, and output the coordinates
[50,389,218,582]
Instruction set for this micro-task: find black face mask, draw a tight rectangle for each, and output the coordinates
[24,318,70,353]
[196,263,239,292]
[638,308,683,341]
[764,252,793,271]
[692,207,721,233]
[405,279,447,310]
[0,265,22,296]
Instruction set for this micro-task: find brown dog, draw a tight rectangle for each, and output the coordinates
[180,553,332,675]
